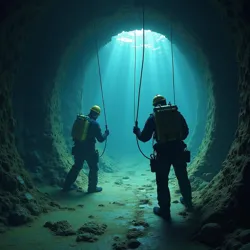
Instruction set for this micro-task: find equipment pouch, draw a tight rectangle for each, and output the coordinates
[183,150,191,163]
[95,150,99,163]
[150,154,158,173]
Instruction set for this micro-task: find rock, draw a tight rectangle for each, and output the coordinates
[49,201,61,209]
[127,239,141,249]
[132,220,149,228]
[77,222,107,235]
[27,202,41,216]
[127,228,144,239]
[113,236,121,241]
[178,211,188,217]
[76,233,98,242]
[239,230,250,244]
[115,180,123,185]
[139,199,152,205]
[44,220,76,236]
[112,201,125,206]
[116,216,124,219]
[44,221,53,228]
[67,207,76,211]
[198,223,223,247]
[112,240,128,250]
[8,205,32,226]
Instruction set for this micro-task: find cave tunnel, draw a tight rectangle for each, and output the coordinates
[0,0,250,249]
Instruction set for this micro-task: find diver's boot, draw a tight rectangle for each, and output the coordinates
[88,186,103,193]
[180,197,193,212]
[62,165,81,192]
[153,206,171,221]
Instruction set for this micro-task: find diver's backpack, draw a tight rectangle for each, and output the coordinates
[71,114,90,141]
[153,104,183,143]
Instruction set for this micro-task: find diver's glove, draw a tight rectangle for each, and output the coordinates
[133,126,141,136]
[104,129,110,136]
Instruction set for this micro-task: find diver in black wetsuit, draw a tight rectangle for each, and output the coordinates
[133,95,192,220]
[63,105,109,193]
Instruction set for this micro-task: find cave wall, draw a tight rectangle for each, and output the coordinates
[12,0,82,185]
[0,0,54,227]
[0,0,247,235]
[195,0,250,230]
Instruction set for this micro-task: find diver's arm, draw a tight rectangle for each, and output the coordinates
[95,123,107,143]
[180,113,189,140]
[137,116,155,142]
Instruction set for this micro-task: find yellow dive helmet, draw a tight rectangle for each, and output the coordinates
[90,105,101,115]
[153,94,166,106]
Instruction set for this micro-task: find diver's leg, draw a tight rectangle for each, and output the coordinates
[63,153,84,191]
[86,150,101,193]
[173,161,192,209]
[154,160,171,220]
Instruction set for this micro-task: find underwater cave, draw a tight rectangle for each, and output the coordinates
[0,0,249,249]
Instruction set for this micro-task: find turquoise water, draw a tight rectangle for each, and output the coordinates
[81,30,199,161]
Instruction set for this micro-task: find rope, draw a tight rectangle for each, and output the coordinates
[95,30,108,157]
[170,24,176,105]
[95,40,108,127]
[80,88,83,114]
[134,4,151,160]
[135,9,145,123]
[134,30,137,121]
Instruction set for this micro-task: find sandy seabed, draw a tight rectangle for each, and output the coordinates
[0,158,209,250]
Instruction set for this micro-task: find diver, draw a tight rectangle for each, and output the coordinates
[133,94,192,220]
[63,105,109,193]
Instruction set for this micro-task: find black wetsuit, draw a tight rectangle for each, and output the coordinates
[137,112,192,213]
[63,115,107,192]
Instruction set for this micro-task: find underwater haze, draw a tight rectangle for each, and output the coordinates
[81,30,199,162]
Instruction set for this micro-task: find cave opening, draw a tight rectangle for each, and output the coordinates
[64,28,207,168]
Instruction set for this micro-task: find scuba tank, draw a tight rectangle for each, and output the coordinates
[153,102,183,143]
[71,114,90,141]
